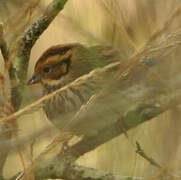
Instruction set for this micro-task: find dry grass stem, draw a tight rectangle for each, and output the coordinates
[100,0,138,51]
[143,6,181,48]
[130,6,181,61]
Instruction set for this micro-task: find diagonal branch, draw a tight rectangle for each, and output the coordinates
[21,83,181,180]
[37,163,121,180]
[10,0,68,110]
[61,164,143,180]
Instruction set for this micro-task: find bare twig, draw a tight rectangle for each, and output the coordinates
[11,164,144,180]
[0,72,13,115]
[40,163,121,180]
[135,142,179,179]
[135,141,161,168]
[10,0,68,110]
[0,22,8,63]
[30,138,36,162]
[6,0,43,67]
[66,90,181,159]
[0,23,13,115]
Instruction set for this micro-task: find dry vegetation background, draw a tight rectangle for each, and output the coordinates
[1,0,181,179]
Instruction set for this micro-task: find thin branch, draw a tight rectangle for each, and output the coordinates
[66,89,181,158]
[10,0,68,110]
[0,22,8,62]
[10,165,143,180]
[67,87,181,161]
[135,141,161,168]
[0,72,13,115]
[39,163,121,180]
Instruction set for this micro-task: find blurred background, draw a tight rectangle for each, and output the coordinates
[0,0,181,179]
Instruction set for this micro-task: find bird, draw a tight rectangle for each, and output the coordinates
[27,43,124,136]
[27,42,166,145]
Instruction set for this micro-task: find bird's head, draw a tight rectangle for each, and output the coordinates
[28,43,122,87]
[27,44,78,86]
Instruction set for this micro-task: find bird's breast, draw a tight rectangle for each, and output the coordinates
[43,82,99,129]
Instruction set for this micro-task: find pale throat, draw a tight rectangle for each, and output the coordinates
[41,76,71,93]
[42,78,64,86]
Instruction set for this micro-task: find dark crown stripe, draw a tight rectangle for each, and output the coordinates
[36,44,76,65]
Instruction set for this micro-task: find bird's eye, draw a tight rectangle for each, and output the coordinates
[61,51,66,55]
[43,67,51,73]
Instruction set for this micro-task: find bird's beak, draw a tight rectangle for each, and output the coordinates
[27,74,41,85]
